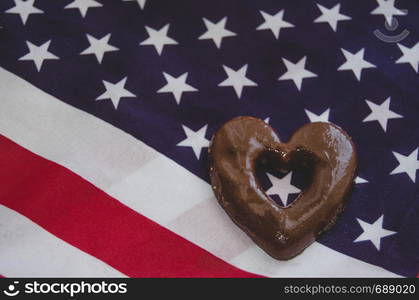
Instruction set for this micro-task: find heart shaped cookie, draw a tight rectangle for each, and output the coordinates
[209,116,357,260]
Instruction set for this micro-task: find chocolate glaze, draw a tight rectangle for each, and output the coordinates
[209,116,357,260]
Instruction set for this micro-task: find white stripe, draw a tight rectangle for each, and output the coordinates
[231,244,398,278]
[0,67,399,277]
[0,205,125,277]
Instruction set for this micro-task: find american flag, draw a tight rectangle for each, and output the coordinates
[0,0,418,278]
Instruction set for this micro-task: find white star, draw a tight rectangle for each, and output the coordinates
[122,0,146,9]
[218,64,257,98]
[64,0,102,18]
[314,3,351,32]
[177,125,209,159]
[5,0,43,25]
[256,10,294,39]
[96,77,136,109]
[198,17,236,48]
[338,48,376,81]
[264,117,270,124]
[157,72,198,104]
[140,24,178,55]
[80,34,119,63]
[278,56,317,90]
[370,0,406,25]
[266,172,301,206]
[18,40,59,71]
[363,97,402,131]
[305,108,330,122]
[390,148,419,182]
[355,176,369,184]
[354,215,397,250]
[396,42,419,73]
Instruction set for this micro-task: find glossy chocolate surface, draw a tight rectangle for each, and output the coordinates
[209,116,357,260]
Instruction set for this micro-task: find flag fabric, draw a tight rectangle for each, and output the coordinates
[0,0,418,278]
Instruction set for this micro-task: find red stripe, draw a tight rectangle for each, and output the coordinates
[0,135,261,277]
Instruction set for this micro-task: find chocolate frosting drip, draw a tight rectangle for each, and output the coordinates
[209,116,357,260]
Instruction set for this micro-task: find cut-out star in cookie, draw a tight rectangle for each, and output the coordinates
[355,176,369,184]
[65,0,102,18]
[80,34,119,63]
[5,0,43,25]
[157,72,198,104]
[354,215,396,250]
[218,64,257,98]
[305,108,330,122]
[338,48,376,81]
[363,97,402,132]
[390,148,419,182]
[278,56,317,91]
[96,77,136,109]
[256,10,294,39]
[140,24,178,55]
[314,3,351,32]
[198,17,236,48]
[370,0,406,25]
[19,40,59,71]
[122,0,146,10]
[396,42,419,73]
[266,172,301,206]
[177,125,209,159]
